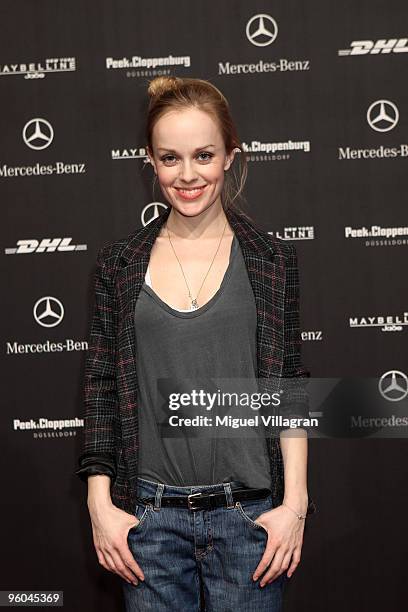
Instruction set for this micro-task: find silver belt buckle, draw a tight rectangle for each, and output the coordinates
[187,492,202,511]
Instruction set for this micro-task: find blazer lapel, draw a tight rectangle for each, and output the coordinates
[225,208,286,383]
[114,205,286,495]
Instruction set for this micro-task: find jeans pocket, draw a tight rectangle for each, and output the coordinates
[234,495,272,533]
[129,502,152,534]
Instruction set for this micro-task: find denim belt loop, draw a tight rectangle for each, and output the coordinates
[154,482,165,510]
[223,482,235,509]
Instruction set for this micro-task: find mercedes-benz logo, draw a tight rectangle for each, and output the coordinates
[33,296,64,328]
[246,14,278,47]
[23,118,54,150]
[367,100,399,132]
[378,370,408,402]
[141,202,168,227]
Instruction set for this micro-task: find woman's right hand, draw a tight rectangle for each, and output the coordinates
[87,481,145,586]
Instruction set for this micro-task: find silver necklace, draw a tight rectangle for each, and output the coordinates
[165,219,228,310]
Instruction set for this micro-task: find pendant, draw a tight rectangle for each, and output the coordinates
[191,298,199,309]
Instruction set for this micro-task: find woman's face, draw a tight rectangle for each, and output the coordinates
[147,107,236,217]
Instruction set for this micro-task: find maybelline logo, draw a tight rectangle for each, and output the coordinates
[345,225,408,247]
[0,57,76,79]
[349,311,408,332]
[219,14,310,76]
[268,227,315,241]
[338,39,408,56]
[0,118,86,179]
[106,55,191,70]
[111,147,148,160]
[5,238,87,255]
[338,100,408,160]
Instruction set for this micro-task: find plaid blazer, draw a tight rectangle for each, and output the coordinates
[76,205,316,516]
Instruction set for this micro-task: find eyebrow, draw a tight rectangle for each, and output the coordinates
[157,144,216,153]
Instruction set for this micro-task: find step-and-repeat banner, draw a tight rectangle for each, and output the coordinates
[1,1,406,610]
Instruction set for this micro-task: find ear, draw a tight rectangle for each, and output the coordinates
[224,147,240,171]
[146,146,157,174]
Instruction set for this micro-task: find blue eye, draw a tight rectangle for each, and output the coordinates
[197,152,214,161]
[160,152,214,164]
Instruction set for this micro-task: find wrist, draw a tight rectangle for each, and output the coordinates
[282,493,308,515]
[87,474,113,510]
[87,495,114,514]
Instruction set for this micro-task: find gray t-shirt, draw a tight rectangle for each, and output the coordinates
[134,234,272,489]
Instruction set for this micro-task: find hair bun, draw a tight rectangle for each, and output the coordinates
[147,76,182,99]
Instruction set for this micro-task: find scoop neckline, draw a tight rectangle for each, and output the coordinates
[141,234,238,318]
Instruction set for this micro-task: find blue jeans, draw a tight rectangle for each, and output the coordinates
[122,477,288,611]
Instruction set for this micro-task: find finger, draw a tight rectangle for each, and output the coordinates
[286,547,301,578]
[279,551,293,579]
[263,551,292,586]
[95,548,111,573]
[125,520,145,581]
[119,544,146,582]
[252,538,275,581]
[103,549,120,574]
[259,550,286,587]
[109,548,142,585]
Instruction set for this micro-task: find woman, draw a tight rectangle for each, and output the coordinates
[76,76,316,611]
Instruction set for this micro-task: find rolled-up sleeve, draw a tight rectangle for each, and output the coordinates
[75,246,118,483]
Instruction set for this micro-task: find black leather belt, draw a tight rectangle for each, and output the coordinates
[135,487,271,512]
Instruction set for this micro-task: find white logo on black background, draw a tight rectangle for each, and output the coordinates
[1,118,86,178]
[338,39,408,56]
[349,311,408,332]
[344,225,408,247]
[5,238,87,255]
[338,99,405,160]
[33,297,64,328]
[246,14,278,47]
[378,370,408,402]
[367,100,399,132]
[23,119,54,150]
[111,147,148,160]
[141,202,168,227]
[0,57,76,79]
[219,14,309,76]
[269,227,315,241]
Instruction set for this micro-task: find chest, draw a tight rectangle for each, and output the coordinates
[146,233,236,311]
[115,235,286,385]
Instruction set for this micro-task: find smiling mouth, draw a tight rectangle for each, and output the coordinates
[175,186,207,191]
[174,185,208,199]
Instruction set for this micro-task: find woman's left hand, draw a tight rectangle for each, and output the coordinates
[252,504,306,587]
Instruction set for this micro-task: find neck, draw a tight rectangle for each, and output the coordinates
[164,199,231,240]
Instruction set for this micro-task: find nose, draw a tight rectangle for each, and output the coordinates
[178,159,199,183]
